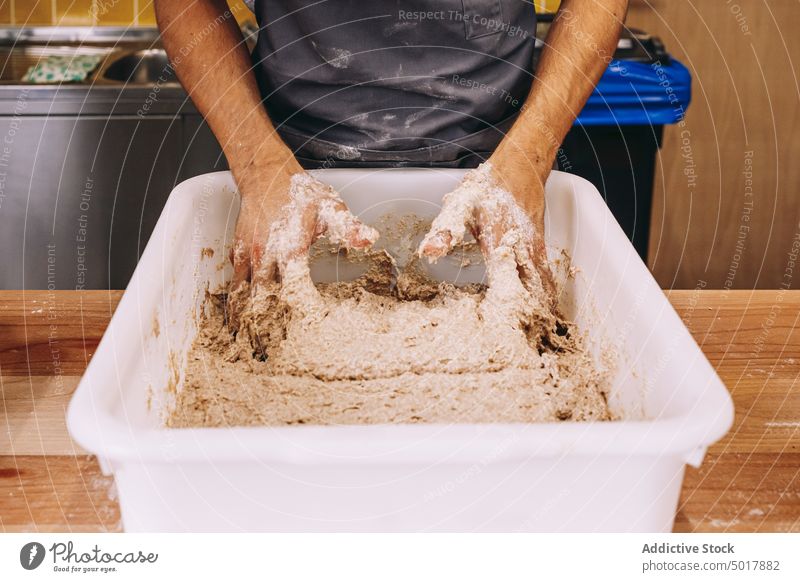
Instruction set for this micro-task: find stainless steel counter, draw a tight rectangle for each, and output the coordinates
[0,27,227,290]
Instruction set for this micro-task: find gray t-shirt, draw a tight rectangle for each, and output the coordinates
[250,1,536,167]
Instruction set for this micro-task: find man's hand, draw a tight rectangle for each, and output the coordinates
[231,161,379,290]
[420,0,627,308]
[418,159,557,306]
[155,1,378,295]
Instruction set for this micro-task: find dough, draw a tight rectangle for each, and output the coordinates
[168,164,611,428]
[168,251,611,427]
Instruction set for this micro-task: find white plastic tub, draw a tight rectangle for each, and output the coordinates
[67,169,733,532]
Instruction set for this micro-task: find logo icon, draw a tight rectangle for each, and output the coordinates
[20,542,46,570]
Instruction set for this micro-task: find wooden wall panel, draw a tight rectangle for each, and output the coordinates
[626,0,800,288]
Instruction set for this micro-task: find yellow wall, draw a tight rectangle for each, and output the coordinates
[535,0,561,13]
[0,0,253,26]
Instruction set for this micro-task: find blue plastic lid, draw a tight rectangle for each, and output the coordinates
[575,58,691,126]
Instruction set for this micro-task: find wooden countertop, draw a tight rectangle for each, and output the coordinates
[1,289,798,532]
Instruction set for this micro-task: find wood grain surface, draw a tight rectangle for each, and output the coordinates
[626,0,800,289]
[1,290,798,532]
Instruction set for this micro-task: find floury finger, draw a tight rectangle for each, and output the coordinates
[418,185,478,261]
[316,196,380,250]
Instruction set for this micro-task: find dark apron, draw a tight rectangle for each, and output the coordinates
[252,0,536,168]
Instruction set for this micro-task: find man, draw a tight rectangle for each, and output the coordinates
[154,0,627,301]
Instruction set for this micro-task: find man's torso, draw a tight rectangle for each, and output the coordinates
[252,0,537,167]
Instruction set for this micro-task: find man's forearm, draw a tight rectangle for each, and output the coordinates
[155,0,298,196]
[493,0,628,176]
